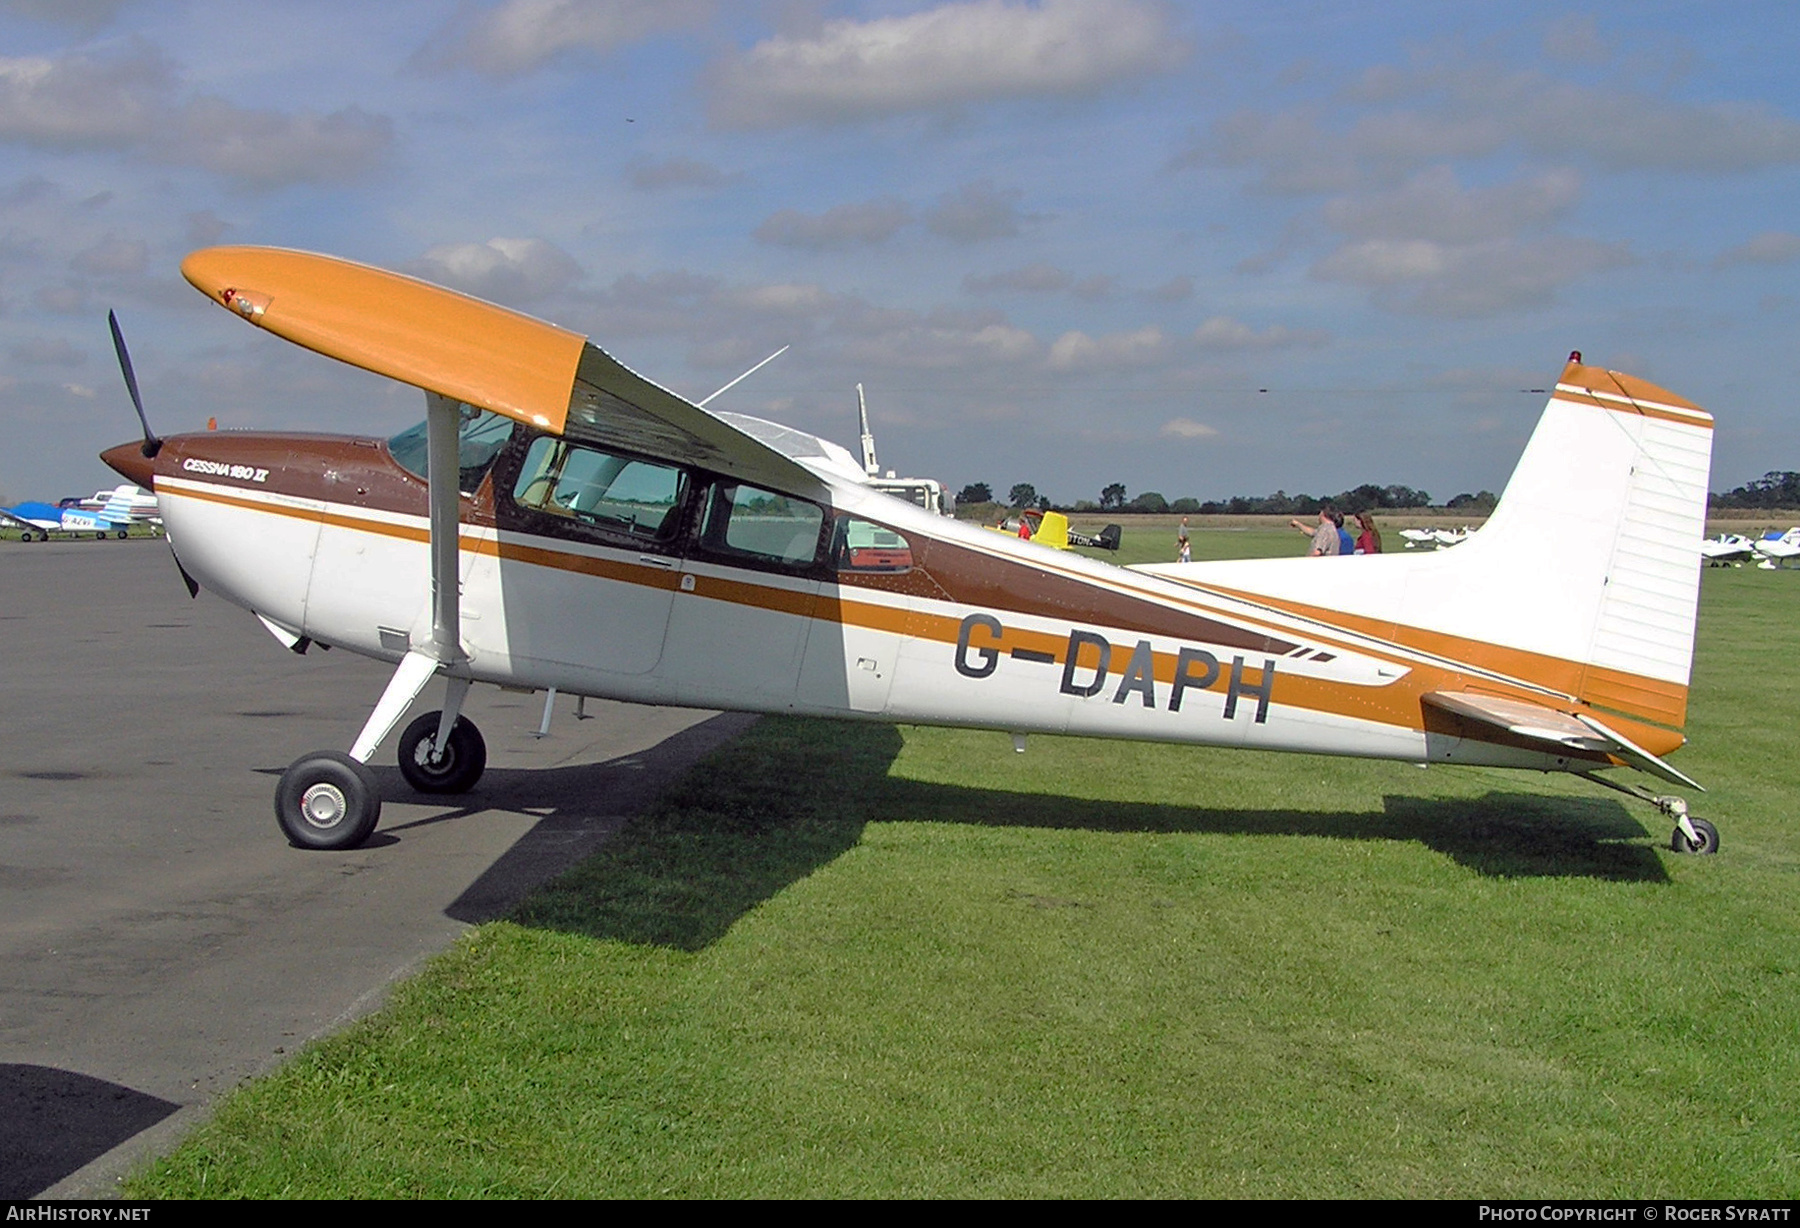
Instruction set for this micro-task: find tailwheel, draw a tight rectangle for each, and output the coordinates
[1670,816,1720,856]
[275,751,381,850]
[396,711,486,794]
[1655,795,1719,856]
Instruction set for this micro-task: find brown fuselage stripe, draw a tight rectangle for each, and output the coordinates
[161,481,1685,756]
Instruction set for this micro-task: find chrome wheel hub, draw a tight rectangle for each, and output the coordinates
[300,781,348,829]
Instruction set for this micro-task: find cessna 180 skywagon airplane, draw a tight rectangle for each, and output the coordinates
[102,246,1720,855]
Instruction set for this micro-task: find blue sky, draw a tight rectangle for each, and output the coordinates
[1,0,1796,508]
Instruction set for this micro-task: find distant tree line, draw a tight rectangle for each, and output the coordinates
[1710,471,1800,509]
[955,470,1800,517]
[954,480,1500,515]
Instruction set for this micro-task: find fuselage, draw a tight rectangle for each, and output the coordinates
[106,416,1675,778]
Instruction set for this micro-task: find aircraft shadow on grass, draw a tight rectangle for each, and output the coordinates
[399,718,1669,953]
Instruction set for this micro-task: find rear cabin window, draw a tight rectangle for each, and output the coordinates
[832,516,913,573]
[510,437,688,543]
[696,482,825,569]
[387,405,513,494]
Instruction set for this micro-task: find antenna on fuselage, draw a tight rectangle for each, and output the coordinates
[697,344,789,408]
[857,382,879,477]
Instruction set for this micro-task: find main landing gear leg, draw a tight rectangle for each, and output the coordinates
[276,650,485,850]
[396,675,487,795]
[276,392,477,851]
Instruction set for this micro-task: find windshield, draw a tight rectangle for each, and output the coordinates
[388,405,513,493]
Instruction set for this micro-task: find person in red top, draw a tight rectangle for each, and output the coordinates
[1353,510,1382,555]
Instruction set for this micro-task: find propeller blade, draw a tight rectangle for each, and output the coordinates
[108,309,161,458]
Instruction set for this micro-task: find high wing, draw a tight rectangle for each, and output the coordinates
[178,246,828,499]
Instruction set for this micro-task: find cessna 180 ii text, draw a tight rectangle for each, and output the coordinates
[102,247,1720,856]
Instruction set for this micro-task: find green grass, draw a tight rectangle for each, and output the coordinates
[128,536,1800,1198]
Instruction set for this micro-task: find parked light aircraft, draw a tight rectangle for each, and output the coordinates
[1698,533,1756,567]
[2,499,131,541]
[987,507,1123,552]
[1398,526,1475,549]
[102,247,1720,856]
[76,484,161,526]
[1752,527,1800,569]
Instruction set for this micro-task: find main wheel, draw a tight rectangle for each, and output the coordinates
[275,751,381,850]
[396,711,487,794]
[1670,816,1720,855]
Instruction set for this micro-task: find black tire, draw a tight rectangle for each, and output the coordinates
[275,751,381,850]
[396,711,487,794]
[116,530,127,539]
[1670,816,1720,856]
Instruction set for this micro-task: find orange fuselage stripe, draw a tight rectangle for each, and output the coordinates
[164,482,1684,755]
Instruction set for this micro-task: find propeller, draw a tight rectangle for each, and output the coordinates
[108,309,161,458]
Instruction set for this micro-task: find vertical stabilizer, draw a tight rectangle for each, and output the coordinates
[1139,358,1715,729]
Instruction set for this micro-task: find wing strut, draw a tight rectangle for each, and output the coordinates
[348,392,470,763]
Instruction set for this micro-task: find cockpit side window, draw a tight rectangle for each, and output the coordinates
[831,515,913,573]
[694,481,825,570]
[387,405,515,494]
[509,436,688,543]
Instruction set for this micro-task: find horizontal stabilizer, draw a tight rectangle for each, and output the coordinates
[1571,710,1704,792]
[1422,691,1702,791]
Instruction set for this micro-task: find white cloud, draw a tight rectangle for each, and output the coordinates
[184,210,232,247]
[964,262,1071,293]
[924,180,1034,243]
[1714,231,1800,269]
[711,0,1186,128]
[627,155,740,191]
[1313,235,1632,317]
[1322,167,1581,245]
[1145,275,1192,302]
[1192,316,1327,350]
[1047,325,1166,369]
[32,284,86,314]
[0,45,393,187]
[727,283,837,315]
[1305,167,1623,317]
[1542,15,1611,64]
[409,238,583,304]
[848,317,1039,369]
[159,99,391,187]
[421,0,714,76]
[1071,274,1114,300]
[1489,74,1800,173]
[1184,107,1358,194]
[1185,60,1800,194]
[0,1,130,32]
[1160,417,1217,439]
[10,336,84,366]
[754,198,913,249]
[68,235,145,277]
[0,46,169,146]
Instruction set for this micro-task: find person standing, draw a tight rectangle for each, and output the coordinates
[1176,517,1192,563]
[1353,510,1382,555]
[1290,508,1341,556]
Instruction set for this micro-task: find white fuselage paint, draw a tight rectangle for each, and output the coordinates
[155,471,1587,777]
